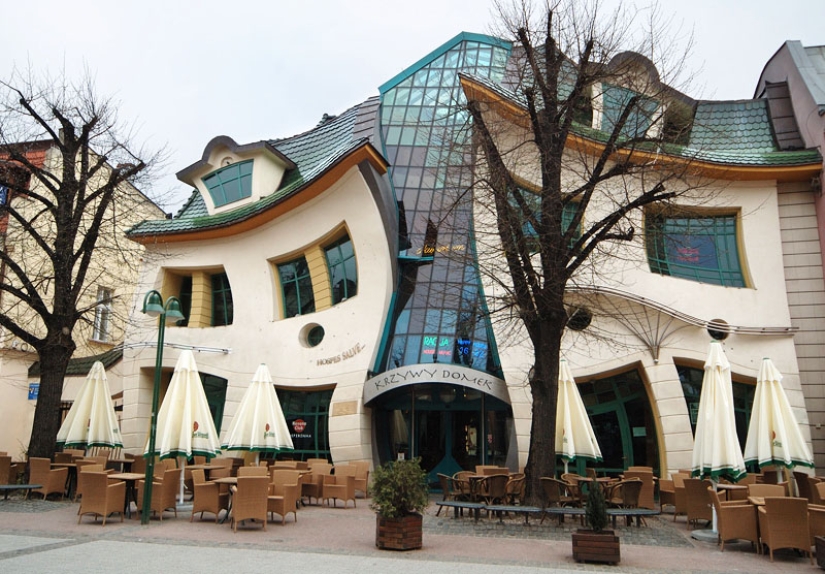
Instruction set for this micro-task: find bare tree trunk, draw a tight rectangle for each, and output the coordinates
[28,333,75,459]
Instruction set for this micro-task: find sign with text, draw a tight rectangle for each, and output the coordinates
[363,363,509,405]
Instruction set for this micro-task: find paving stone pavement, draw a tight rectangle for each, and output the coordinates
[0,492,818,573]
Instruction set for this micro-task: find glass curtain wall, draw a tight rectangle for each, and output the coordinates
[377,35,511,375]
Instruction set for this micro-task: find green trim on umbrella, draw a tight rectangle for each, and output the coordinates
[152,448,221,459]
[559,453,603,463]
[692,465,747,482]
[59,440,123,449]
[221,445,294,453]
[743,456,815,469]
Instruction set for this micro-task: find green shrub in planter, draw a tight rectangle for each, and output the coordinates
[585,481,608,533]
[370,458,429,518]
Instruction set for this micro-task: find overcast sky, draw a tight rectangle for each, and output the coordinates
[1,1,822,211]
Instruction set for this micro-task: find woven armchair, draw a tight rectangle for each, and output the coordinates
[75,464,111,503]
[190,469,229,523]
[0,455,11,485]
[231,476,269,532]
[622,470,655,509]
[137,467,179,521]
[322,466,357,508]
[683,478,713,528]
[747,483,785,498]
[505,474,526,505]
[237,466,268,477]
[351,460,370,498]
[28,457,68,500]
[480,474,509,506]
[758,497,812,563]
[267,475,299,525]
[540,477,576,525]
[77,472,126,526]
[707,487,758,551]
[301,463,332,505]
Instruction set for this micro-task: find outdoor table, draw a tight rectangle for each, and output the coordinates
[51,462,78,499]
[187,464,219,480]
[0,484,42,500]
[212,476,238,523]
[108,472,145,518]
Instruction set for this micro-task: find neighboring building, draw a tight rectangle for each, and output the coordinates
[121,33,824,479]
[0,141,164,457]
[755,42,825,470]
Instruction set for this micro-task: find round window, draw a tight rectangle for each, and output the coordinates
[567,307,593,331]
[707,319,729,341]
[306,325,325,347]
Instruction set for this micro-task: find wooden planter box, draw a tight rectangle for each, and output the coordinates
[375,513,423,550]
[572,529,620,564]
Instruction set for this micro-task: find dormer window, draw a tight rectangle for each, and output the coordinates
[203,160,253,207]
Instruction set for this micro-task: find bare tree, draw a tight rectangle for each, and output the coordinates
[462,1,705,502]
[0,70,166,459]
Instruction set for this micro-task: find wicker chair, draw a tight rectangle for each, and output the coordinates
[231,476,269,532]
[351,460,370,498]
[74,464,110,503]
[758,497,812,563]
[683,478,713,528]
[0,455,11,485]
[560,474,584,506]
[301,463,332,505]
[322,466,357,508]
[190,469,229,523]
[794,471,813,500]
[540,477,576,524]
[809,504,825,546]
[622,470,655,509]
[505,474,526,505]
[480,474,509,506]
[237,466,268,477]
[707,487,758,552]
[136,467,179,521]
[267,472,299,525]
[27,457,68,500]
[77,472,126,526]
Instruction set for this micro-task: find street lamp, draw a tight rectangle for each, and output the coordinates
[140,290,184,525]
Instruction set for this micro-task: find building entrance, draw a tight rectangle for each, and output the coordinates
[374,383,512,485]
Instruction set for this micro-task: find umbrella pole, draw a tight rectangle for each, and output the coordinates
[179,459,186,504]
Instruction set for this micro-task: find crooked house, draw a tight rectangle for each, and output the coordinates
[120,32,825,481]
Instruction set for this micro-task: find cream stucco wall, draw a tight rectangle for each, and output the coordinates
[471,108,813,477]
[120,163,395,466]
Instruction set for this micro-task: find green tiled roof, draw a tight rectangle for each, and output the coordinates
[28,346,123,378]
[460,72,822,168]
[128,103,369,238]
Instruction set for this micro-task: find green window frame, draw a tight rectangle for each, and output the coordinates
[516,188,582,249]
[275,388,333,461]
[177,276,192,327]
[211,272,234,326]
[278,257,315,318]
[601,84,658,139]
[677,365,754,453]
[325,235,357,304]
[203,160,253,207]
[646,212,745,288]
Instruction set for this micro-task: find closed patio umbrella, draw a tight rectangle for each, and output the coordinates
[222,363,293,463]
[691,341,747,482]
[145,350,221,502]
[556,359,602,473]
[57,361,122,450]
[744,357,813,473]
[691,341,746,540]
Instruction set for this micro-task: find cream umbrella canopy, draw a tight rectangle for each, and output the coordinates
[744,357,813,472]
[222,363,293,462]
[57,361,122,449]
[145,350,221,502]
[556,359,602,473]
[691,341,747,481]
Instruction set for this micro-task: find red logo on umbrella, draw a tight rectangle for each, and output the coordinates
[771,430,776,440]
[193,421,199,431]
[266,423,271,432]
[293,419,306,433]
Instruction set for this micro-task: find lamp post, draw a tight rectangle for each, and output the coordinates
[140,290,184,525]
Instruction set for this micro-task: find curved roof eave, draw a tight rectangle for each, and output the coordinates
[130,142,388,245]
[460,75,822,183]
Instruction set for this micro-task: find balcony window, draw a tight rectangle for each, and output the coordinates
[211,272,234,326]
[92,287,112,342]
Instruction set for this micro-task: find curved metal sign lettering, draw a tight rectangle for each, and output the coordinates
[363,364,510,404]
